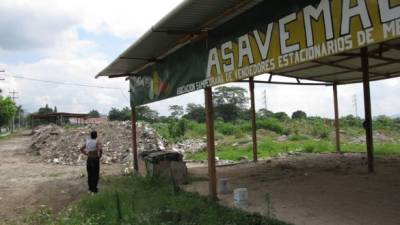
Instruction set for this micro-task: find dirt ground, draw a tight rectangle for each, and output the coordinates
[2,131,400,225]
[0,131,123,224]
[185,153,400,225]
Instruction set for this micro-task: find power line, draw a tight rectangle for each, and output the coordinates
[2,70,131,102]
[9,91,18,102]
[2,73,121,90]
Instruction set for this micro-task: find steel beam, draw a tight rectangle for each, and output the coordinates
[204,87,217,200]
[234,80,331,86]
[249,77,258,162]
[361,47,374,173]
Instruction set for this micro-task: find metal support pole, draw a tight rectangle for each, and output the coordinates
[131,107,139,172]
[333,83,341,153]
[361,47,374,173]
[204,87,217,200]
[249,77,258,162]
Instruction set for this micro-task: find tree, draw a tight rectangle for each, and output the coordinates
[108,108,119,121]
[184,103,205,123]
[292,110,307,120]
[340,115,362,127]
[257,108,274,118]
[38,104,53,115]
[213,86,248,122]
[88,110,101,118]
[273,112,289,121]
[169,105,184,119]
[136,106,159,122]
[0,97,17,129]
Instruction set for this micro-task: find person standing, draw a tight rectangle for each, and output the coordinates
[80,131,102,194]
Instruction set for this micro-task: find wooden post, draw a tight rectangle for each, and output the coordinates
[204,87,217,200]
[333,83,341,153]
[131,107,139,172]
[361,47,374,173]
[249,77,258,162]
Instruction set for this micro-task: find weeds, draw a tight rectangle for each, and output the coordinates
[24,176,291,225]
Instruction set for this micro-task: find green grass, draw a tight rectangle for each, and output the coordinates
[186,138,400,161]
[23,176,291,225]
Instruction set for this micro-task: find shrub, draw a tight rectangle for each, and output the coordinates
[257,118,285,134]
[168,118,188,139]
[215,122,236,135]
[311,120,330,138]
[288,134,309,141]
[292,110,307,120]
[186,121,206,137]
[303,142,315,153]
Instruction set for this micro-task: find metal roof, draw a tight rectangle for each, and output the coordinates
[96,0,261,78]
[31,113,89,119]
[274,39,400,85]
[96,0,400,85]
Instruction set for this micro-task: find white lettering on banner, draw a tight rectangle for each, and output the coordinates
[341,0,371,35]
[253,23,274,59]
[221,41,235,73]
[378,0,400,23]
[206,48,221,78]
[176,0,400,96]
[238,34,254,67]
[303,0,334,47]
[279,12,300,54]
[383,18,400,39]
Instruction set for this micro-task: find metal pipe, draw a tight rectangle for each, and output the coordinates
[361,47,374,173]
[131,107,139,172]
[204,87,217,200]
[249,77,258,162]
[234,80,331,86]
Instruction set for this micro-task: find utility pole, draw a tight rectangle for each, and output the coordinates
[263,89,268,110]
[352,94,358,117]
[9,91,18,132]
[0,70,4,96]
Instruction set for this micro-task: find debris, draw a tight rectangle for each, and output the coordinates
[277,135,288,142]
[172,139,206,154]
[30,121,168,166]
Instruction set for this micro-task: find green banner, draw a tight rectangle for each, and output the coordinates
[130,0,400,107]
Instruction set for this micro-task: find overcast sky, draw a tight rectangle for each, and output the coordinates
[0,0,399,118]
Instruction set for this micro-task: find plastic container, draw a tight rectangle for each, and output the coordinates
[233,188,249,208]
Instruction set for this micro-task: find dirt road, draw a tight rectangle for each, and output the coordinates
[0,132,122,224]
[185,153,400,225]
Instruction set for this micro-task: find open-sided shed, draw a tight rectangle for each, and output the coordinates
[96,0,400,199]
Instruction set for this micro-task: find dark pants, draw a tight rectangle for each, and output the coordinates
[87,157,100,193]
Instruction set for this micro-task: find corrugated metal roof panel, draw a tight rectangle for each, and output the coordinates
[97,0,260,77]
[97,0,400,85]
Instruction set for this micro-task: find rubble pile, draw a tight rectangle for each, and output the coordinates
[30,121,168,166]
[172,139,207,154]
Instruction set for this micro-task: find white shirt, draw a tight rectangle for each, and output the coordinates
[85,139,97,152]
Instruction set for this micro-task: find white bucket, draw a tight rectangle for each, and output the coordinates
[233,188,249,208]
[218,178,230,194]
